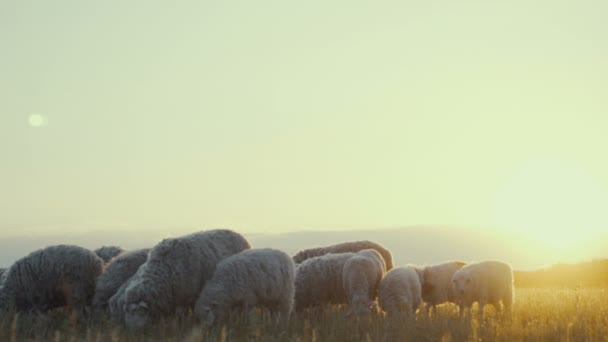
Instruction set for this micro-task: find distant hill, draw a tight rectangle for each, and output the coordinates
[0,226,605,278]
[515,259,608,288]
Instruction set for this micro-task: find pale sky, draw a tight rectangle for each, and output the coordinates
[1,1,608,260]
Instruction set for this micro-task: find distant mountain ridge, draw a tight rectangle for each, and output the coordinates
[0,226,605,273]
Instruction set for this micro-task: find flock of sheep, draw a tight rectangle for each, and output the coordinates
[0,228,514,331]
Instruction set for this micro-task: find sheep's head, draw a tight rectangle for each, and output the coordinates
[196,304,216,326]
[451,271,472,297]
[124,301,150,331]
[347,297,375,317]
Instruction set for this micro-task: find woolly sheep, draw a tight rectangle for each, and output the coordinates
[421,260,467,316]
[379,266,423,318]
[0,245,104,320]
[294,252,356,310]
[194,248,295,325]
[293,240,394,270]
[451,260,514,320]
[93,248,150,310]
[342,249,386,316]
[94,246,127,263]
[120,229,251,330]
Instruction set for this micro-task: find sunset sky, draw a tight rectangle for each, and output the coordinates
[1,1,607,265]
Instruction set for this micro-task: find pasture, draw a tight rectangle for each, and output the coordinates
[1,288,606,341]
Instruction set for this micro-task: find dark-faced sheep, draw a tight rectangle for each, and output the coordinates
[293,240,394,271]
[0,245,104,320]
[195,248,295,325]
[119,229,251,331]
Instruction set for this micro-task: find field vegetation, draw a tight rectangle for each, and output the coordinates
[1,287,607,341]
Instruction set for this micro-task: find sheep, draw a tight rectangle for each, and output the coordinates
[119,229,251,331]
[342,249,386,316]
[293,240,394,270]
[94,246,127,263]
[294,252,356,310]
[93,248,150,310]
[379,266,424,319]
[194,248,295,325]
[0,245,104,320]
[451,260,514,320]
[421,260,467,317]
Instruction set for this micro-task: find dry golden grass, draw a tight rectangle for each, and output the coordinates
[1,288,607,341]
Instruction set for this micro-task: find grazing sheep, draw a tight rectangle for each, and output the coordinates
[195,248,295,325]
[421,261,467,316]
[0,245,104,320]
[120,229,251,330]
[93,248,150,310]
[342,249,386,316]
[294,252,356,310]
[94,246,127,263]
[379,266,423,318]
[451,260,514,320]
[293,240,394,270]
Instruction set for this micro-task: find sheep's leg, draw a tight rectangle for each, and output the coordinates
[458,303,466,319]
[477,300,486,322]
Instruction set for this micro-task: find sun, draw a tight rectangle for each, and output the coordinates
[492,158,607,258]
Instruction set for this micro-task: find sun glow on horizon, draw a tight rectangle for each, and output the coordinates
[493,158,608,260]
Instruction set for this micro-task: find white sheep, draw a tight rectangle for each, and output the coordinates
[379,266,423,319]
[293,240,394,270]
[0,245,104,320]
[342,249,386,316]
[119,229,250,330]
[294,252,356,310]
[451,260,514,320]
[94,246,127,263]
[93,248,150,310]
[194,248,295,325]
[421,260,467,316]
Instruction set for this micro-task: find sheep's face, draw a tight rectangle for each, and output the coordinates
[451,273,472,296]
[197,305,216,326]
[348,297,375,317]
[124,301,150,331]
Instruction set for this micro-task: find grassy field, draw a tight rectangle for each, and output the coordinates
[1,288,607,341]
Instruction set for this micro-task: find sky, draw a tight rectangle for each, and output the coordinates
[1,1,608,264]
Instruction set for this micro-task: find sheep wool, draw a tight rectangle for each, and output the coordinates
[94,246,127,263]
[294,252,356,310]
[451,260,514,320]
[195,248,295,324]
[120,229,251,330]
[342,249,386,316]
[0,245,104,320]
[379,266,423,318]
[293,240,394,270]
[421,260,467,316]
[93,248,150,310]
